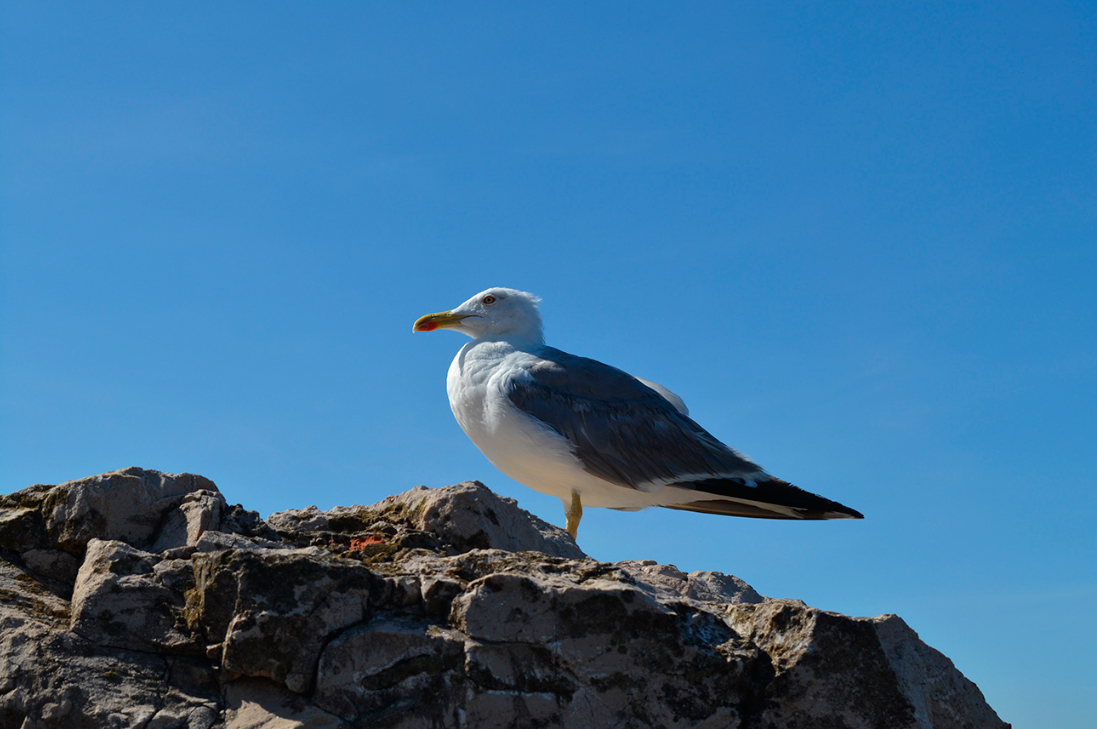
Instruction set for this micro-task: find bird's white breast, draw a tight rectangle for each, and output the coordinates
[445,341,695,509]
[446,341,589,502]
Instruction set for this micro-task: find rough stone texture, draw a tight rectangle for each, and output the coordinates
[0,468,1010,728]
[70,538,201,655]
[874,615,1009,729]
[268,481,584,560]
[0,467,221,556]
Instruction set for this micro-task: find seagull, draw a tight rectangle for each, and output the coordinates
[413,287,863,540]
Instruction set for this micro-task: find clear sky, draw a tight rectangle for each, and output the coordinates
[2,3,1094,726]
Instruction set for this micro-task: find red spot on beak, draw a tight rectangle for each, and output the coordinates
[417,321,438,332]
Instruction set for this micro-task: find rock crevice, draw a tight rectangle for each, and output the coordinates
[0,468,1008,729]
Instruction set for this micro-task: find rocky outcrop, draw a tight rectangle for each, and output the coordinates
[0,467,1009,729]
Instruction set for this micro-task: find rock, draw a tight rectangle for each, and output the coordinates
[9,467,220,553]
[874,614,1010,729]
[194,530,285,553]
[0,469,1010,728]
[224,678,346,729]
[150,490,225,554]
[0,558,219,729]
[312,617,466,725]
[69,539,200,655]
[187,547,381,694]
[0,467,229,599]
[447,568,753,728]
[726,600,921,728]
[19,549,81,594]
[618,560,765,607]
[267,480,584,559]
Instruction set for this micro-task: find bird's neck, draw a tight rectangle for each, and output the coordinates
[476,327,544,348]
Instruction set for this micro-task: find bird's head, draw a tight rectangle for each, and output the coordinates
[413,287,544,344]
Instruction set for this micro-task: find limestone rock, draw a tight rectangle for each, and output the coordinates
[618,560,765,607]
[726,599,921,728]
[446,568,753,728]
[313,618,466,725]
[188,547,382,694]
[224,678,347,729]
[150,489,225,554]
[267,480,585,559]
[69,539,200,655]
[0,467,235,599]
[0,556,219,729]
[0,468,1010,728]
[6,467,220,554]
[874,614,1009,729]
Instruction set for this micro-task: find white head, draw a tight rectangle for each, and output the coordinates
[413,287,544,345]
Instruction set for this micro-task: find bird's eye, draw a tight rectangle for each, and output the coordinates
[482,295,496,304]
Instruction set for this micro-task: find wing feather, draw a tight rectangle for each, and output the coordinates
[505,347,763,489]
[502,347,863,521]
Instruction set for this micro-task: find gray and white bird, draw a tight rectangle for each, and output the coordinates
[413,287,862,540]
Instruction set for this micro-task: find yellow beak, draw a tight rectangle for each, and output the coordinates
[412,310,472,332]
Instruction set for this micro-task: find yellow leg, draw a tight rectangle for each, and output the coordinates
[565,491,583,540]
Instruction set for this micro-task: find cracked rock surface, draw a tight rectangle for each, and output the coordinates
[0,467,1009,728]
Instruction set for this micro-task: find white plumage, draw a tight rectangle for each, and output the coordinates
[414,287,862,539]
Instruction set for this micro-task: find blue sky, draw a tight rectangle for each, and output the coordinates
[2,3,1094,726]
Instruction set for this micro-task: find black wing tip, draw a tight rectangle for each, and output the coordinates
[775,495,865,521]
[785,503,865,520]
[824,506,865,520]
[665,499,866,521]
[676,476,865,521]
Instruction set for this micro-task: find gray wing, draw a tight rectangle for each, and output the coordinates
[505,347,764,490]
